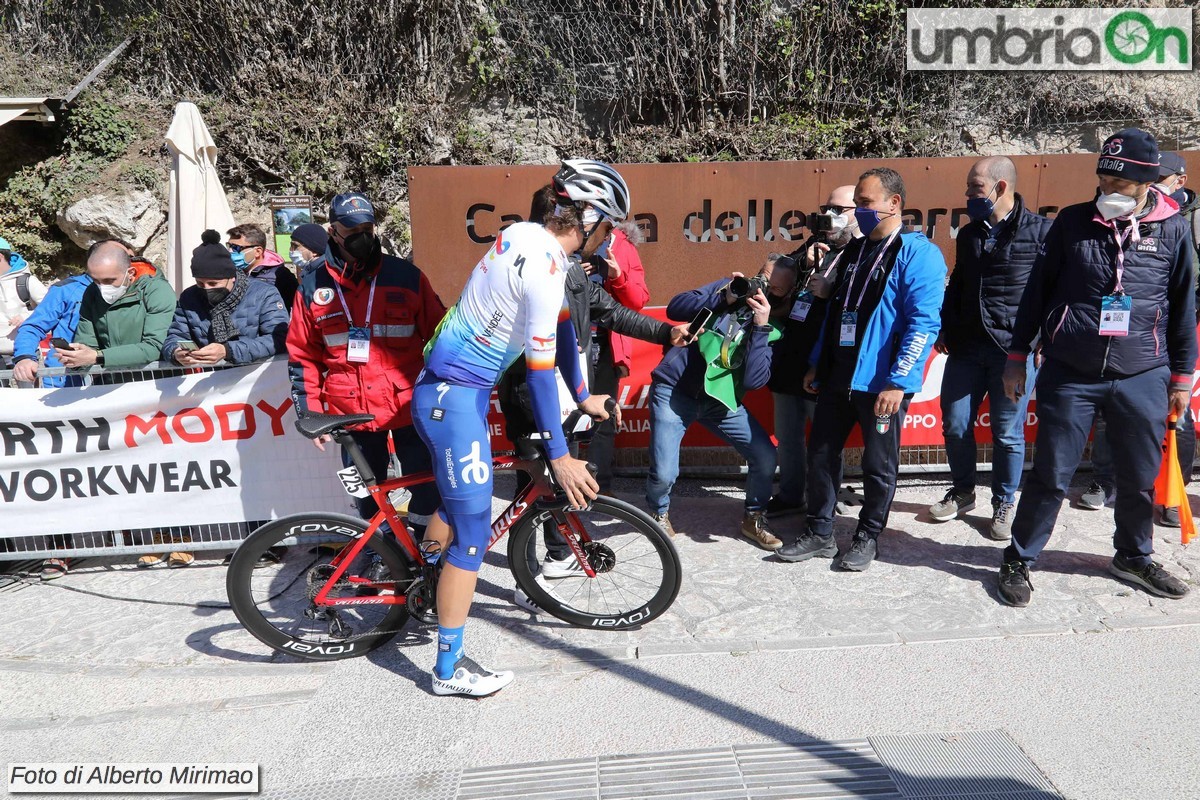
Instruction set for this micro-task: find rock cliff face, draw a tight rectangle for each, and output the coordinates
[55,190,166,251]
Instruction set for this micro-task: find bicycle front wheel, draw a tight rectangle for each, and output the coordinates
[507,496,681,629]
[226,513,413,661]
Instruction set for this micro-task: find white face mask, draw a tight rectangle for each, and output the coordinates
[581,206,602,226]
[1154,182,1173,194]
[825,209,848,233]
[98,271,131,304]
[1096,191,1139,221]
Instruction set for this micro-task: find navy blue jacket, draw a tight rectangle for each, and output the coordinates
[942,194,1052,353]
[1010,190,1197,382]
[652,278,773,399]
[162,279,289,364]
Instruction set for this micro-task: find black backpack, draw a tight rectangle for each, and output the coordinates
[14,273,34,310]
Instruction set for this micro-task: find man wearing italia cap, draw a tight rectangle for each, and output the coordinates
[998,128,1196,606]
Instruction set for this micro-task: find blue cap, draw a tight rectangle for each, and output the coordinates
[329,192,376,227]
[1159,151,1187,178]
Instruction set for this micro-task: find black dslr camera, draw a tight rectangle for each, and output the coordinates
[726,274,771,309]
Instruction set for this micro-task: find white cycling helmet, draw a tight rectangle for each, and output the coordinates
[553,159,631,222]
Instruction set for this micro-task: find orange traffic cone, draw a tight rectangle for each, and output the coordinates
[1155,413,1195,545]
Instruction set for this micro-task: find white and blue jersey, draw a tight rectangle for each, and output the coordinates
[414,222,589,571]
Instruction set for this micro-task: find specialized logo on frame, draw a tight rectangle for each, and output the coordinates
[907,8,1191,71]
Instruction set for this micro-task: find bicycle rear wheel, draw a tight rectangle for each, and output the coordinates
[226,513,413,661]
[507,496,681,629]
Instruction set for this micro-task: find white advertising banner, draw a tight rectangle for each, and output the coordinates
[0,360,349,537]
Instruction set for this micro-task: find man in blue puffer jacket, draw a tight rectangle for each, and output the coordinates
[997,128,1196,607]
[779,167,946,571]
[162,230,289,366]
[11,273,92,388]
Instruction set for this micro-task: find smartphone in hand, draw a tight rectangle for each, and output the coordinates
[50,337,72,350]
[687,308,713,339]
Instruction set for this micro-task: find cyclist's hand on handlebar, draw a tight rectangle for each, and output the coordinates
[579,394,622,428]
[550,453,600,509]
[312,434,333,452]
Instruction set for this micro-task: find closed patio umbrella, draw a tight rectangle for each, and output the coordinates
[164,101,236,292]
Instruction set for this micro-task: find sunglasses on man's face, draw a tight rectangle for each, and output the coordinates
[227,243,259,253]
[820,204,855,214]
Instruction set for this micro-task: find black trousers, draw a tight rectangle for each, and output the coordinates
[586,339,621,494]
[342,426,438,535]
[806,389,912,541]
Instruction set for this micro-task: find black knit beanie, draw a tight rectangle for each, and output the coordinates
[1097,128,1161,184]
[191,229,236,279]
[290,223,329,255]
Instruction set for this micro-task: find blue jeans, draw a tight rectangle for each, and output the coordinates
[940,343,1035,506]
[1006,359,1168,569]
[772,391,817,502]
[645,381,776,515]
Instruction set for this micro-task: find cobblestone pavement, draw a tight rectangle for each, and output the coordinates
[2,476,1198,799]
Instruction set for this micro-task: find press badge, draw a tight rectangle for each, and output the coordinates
[347,326,372,362]
[790,292,813,322]
[1098,295,1132,337]
[839,311,857,346]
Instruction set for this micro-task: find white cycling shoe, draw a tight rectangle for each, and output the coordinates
[541,552,585,579]
[513,586,543,614]
[431,655,515,697]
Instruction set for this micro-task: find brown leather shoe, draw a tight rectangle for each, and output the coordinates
[740,511,782,550]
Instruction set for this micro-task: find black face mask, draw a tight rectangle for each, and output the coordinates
[767,291,791,310]
[205,287,231,305]
[341,232,380,264]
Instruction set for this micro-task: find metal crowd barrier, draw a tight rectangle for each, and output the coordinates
[0,360,278,561]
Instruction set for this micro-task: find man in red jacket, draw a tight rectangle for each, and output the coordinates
[287,192,447,539]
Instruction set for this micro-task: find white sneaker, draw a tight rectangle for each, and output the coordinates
[431,655,515,697]
[513,586,543,614]
[541,552,585,579]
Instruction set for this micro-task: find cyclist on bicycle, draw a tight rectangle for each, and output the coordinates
[413,160,628,697]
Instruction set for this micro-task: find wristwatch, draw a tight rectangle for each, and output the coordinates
[95,350,105,366]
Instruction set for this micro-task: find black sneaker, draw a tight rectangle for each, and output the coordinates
[929,488,976,522]
[1109,555,1189,599]
[1159,506,1182,528]
[838,536,877,571]
[1079,482,1112,510]
[777,532,838,563]
[766,495,806,518]
[997,560,1033,607]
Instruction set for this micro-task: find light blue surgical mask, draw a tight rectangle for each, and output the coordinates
[230,250,247,270]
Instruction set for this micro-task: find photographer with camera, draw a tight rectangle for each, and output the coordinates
[778,168,946,571]
[644,261,796,550]
[767,185,860,517]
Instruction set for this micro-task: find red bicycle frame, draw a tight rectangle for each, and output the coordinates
[310,452,595,608]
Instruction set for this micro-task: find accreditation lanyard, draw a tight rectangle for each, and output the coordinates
[335,277,377,363]
[789,249,845,323]
[841,227,900,314]
[1099,218,1139,336]
[1106,217,1141,295]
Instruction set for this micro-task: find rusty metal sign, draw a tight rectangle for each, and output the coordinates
[409,153,1199,303]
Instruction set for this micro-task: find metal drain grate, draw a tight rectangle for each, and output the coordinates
[735,741,903,799]
[243,730,1061,800]
[869,730,1060,799]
